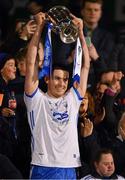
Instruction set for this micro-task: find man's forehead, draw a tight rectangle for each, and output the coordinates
[85,2,102,8]
[53,69,69,77]
[100,153,113,161]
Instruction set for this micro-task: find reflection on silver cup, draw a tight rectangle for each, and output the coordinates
[46,6,78,44]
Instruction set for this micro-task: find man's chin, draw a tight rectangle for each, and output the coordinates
[55,92,65,98]
[103,172,113,177]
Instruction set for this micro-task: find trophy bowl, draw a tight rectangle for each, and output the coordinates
[46,6,78,44]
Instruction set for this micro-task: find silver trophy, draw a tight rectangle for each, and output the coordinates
[46,6,78,44]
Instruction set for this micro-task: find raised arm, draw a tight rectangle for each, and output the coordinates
[24,12,45,95]
[72,15,90,97]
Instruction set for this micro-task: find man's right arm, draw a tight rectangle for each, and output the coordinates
[25,12,45,95]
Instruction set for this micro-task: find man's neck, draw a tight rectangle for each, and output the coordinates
[84,21,98,31]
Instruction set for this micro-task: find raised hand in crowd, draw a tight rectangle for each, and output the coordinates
[1,107,15,117]
[81,118,93,138]
[88,43,99,61]
[19,19,37,41]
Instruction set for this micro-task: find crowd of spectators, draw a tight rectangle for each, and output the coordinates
[0,0,125,179]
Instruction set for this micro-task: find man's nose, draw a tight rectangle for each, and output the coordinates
[107,164,113,169]
[90,9,96,14]
[59,79,64,85]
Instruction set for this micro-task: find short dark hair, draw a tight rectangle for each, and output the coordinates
[52,63,70,74]
[93,148,113,164]
[0,53,14,70]
[15,47,27,62]
[82,0,103,9]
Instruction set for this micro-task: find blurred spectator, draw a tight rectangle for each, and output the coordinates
[94,70,124,137]
[81,148,124,179]
[96,112,125,177]
[79,109,125,178]
[0,52,30,178]
[77,69,124,178]
[109,43,125,114]
[0,53,17,163]
[80,0,115,92]
[0,17,37,55]
[16,48,27,77]
[9,48,31,178]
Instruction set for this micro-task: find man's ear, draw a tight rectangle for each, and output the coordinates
[44,76,49,84]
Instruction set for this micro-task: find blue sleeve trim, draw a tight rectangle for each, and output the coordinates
[73,87,83,100]
[25,88,38,98]
[73,74,80,84]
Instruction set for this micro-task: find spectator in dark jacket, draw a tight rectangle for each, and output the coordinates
[80,0,115,92]
[81,148,124,180]
[0,153,22,179]
[0,53,19,168]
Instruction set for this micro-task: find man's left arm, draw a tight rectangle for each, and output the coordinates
[72,16,90,97]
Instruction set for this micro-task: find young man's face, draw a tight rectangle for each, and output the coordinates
[95,153,115,177]
[47,69,69,98]
[1,59,16,81]
[17,59,26,76]
[81,2,102,26]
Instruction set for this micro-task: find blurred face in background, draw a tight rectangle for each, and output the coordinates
[100,71,123,93]
[15,21,26,35]
[1,59,16,82]
[17,59,26,77]
[95,153,115,177]
[81,2,102,28]
[101,71,123,84]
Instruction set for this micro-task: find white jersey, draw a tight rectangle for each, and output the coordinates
[24,87,82,168]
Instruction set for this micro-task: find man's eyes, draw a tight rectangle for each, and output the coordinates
[64,78,69,82]
[8,63,15,66]
[54,77,60,80]
[54,77,68,81]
